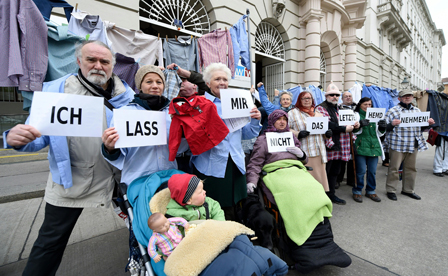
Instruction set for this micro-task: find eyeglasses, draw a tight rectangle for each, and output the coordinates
[328,94,339,97]
[301,97,312,101]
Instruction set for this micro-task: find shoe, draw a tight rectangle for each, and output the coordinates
[401,191,421,200]
[444,171,448,176]
[335,182,340,189]
[387,193,397,201]
[352,194,362,203]
[365,193,381,202]
[330,195,346,205]
[433,172,445,177]
[382,162,389,167]
[347,183,355,187]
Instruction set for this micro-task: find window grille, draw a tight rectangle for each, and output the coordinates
[255,22,285,60]
[320,50,327,89]
[0,87,23,102]
[265,63,284,100]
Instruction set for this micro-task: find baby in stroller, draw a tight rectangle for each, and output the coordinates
[246,110,352,273]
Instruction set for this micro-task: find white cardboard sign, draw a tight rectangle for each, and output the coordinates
[113,109,167,148]
[28,92,104,137]
[399,112,430,127]
[220,88,254,119]
[305,117,328,134]
[265,132,294,153]
[338,110,356,126]
[366,108,386,123]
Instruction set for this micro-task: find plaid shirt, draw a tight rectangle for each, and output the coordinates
[384,104,428,153]
[316,105,351,161]
[163,69,182,101]
[288,108,327,163]
[197,29,235,77]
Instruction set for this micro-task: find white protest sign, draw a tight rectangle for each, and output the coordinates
[366,108,386,123]
[113,109,167,148]
[265,132,294,153]
[338,110,356,126]
[305,117,328,134]
[28,92,103,137]
[220,88,254,119]
[399,112,430,127]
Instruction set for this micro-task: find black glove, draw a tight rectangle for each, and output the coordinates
[297,130,310,139]
[359,119,370,128]
[378,119,386,132]
[325,129,333,138]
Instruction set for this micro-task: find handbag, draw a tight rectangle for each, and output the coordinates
[427,128,439,146]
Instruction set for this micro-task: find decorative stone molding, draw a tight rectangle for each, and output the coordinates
[272,0,286,18]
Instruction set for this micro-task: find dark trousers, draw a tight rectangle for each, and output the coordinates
[325,160,342,197]
[337,159,355,185]
[23,203,83,276]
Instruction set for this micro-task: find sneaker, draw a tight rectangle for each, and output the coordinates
[330,195,346,205]
[352,194,362,203]
[433,172,445,177]
[365,193,381,202]
[444,171,448,176]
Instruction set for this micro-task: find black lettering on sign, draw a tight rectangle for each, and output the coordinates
[126,121,159,136]
[231,98,249,109]
[50,106,82,125]
[312,122,323,129]
[270,137,291,147]
[70,108,82,125]
[134,122,143,136]
[144,121,151,135]
[126,121,133,136]
[368,112,383,118]
[152,121,158,135]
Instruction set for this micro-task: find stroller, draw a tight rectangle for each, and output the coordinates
[117,169,289,276]
[255,159,352,274]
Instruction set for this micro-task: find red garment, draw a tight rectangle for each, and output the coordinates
[168,95,229,161]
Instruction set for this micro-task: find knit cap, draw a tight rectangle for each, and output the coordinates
[325,81,341,96]
[168,174,201,206]
[134,65,165,91]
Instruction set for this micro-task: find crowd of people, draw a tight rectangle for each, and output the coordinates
[3,40,440,275]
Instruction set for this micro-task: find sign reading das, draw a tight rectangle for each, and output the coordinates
[305,117,328,134]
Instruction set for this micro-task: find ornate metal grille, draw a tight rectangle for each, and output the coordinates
[139,0,210,35]
[320,49,326,88]
[255,22,285,60]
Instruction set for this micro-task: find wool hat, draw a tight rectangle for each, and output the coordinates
[168,174,201,206]
[134,65,165,91]
[398,89,413,97]
[325,81,341,96]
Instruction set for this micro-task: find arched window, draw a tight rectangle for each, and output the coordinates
[320,50,327,89]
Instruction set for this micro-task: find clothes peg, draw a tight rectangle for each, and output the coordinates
[158,33,160,40]
[175,35,178,41]
[225,27,227,31]
[75,3,78,10]
[166,35,168,40]
[191,35,193,39]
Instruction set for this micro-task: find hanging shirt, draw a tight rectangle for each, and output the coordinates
[105,21,163,66]
[168,95,229,161]
[113,53,140,93]
[308,85,324,105]
[163,36,200,72]
[32,0,73,22]
[230,15,250,70]
[163,69,182,101]
[362,84,395,112]
[68,11,111,47]
[197,29,235,77]
[0,0,48,91]
[348,82,362,104]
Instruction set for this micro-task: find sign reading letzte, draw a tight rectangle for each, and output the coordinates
[338,110,357,126]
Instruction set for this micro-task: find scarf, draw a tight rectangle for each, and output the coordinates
[280,105,294,113]
[131,93,169,111]
[78,69,114,100]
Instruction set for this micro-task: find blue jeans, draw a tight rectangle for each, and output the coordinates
[353,155,378,195]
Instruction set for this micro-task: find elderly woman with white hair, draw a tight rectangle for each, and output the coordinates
[191,63,262,220]
[257,82,294,115]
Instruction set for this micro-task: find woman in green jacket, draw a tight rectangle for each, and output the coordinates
[352,97,387,203]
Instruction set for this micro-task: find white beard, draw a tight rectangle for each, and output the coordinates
[87,69,108,86]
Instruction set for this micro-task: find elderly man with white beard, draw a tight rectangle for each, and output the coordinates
[3,40,134,276]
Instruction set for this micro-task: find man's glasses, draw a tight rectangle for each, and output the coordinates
[328,94,339,97]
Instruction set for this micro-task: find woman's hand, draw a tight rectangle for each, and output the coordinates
[257,82,263,88]
[102,127,119,152]
[247,183,256,194]
[249,107,261,120]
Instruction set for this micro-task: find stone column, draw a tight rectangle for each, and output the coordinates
[344,40,357,91]
[304,16,321,87]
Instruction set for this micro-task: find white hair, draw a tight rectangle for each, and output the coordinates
[202,63,231,83]
[75,40,116,65]
[279,90,293,100]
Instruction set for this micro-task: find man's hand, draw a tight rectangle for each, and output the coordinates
[257,82,263,88]
[325,129,333,138]
[353,121,360,129]
[391,119,401,126]
[249,107,261,120]
[166,63,191,79]
[250,85,255,94]
[345,125,354,133]
[429,118,435,125]
[6,124,41,147]
[274,89,279,96]
[102,127,119,152]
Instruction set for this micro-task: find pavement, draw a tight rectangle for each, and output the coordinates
[0,143,447,276]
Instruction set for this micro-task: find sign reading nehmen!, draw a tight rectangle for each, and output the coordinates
[113,109,167,148]
[305,117,328,134]
[266,132,294,153]
[366,108,386,123]
[399,112,430,127]
[28,92,104,137]
[338,110,356,126]
[220,88,254,119]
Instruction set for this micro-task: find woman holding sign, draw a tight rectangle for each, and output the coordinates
[288,91,332,191]
[101,65,179,186]
[191,63,261,220]
[352,97,387,203]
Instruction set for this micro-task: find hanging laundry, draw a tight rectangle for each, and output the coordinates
[33,0,73,22]
[163,70,182,101]
[68,10,111,47]
[113,53,140,93]
[230,15,250,70]
[348,82,362,103]
[307,85,323,105]
[168,95,229,161]
[362,84,395,111]
[104,21,163,67]
[197,29,235,77]
[0,0,48,91]
[427,90,444,129]
[386,88,399,106]
[163,36,200,72]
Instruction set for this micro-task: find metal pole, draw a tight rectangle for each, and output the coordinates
[246,8,254,86]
